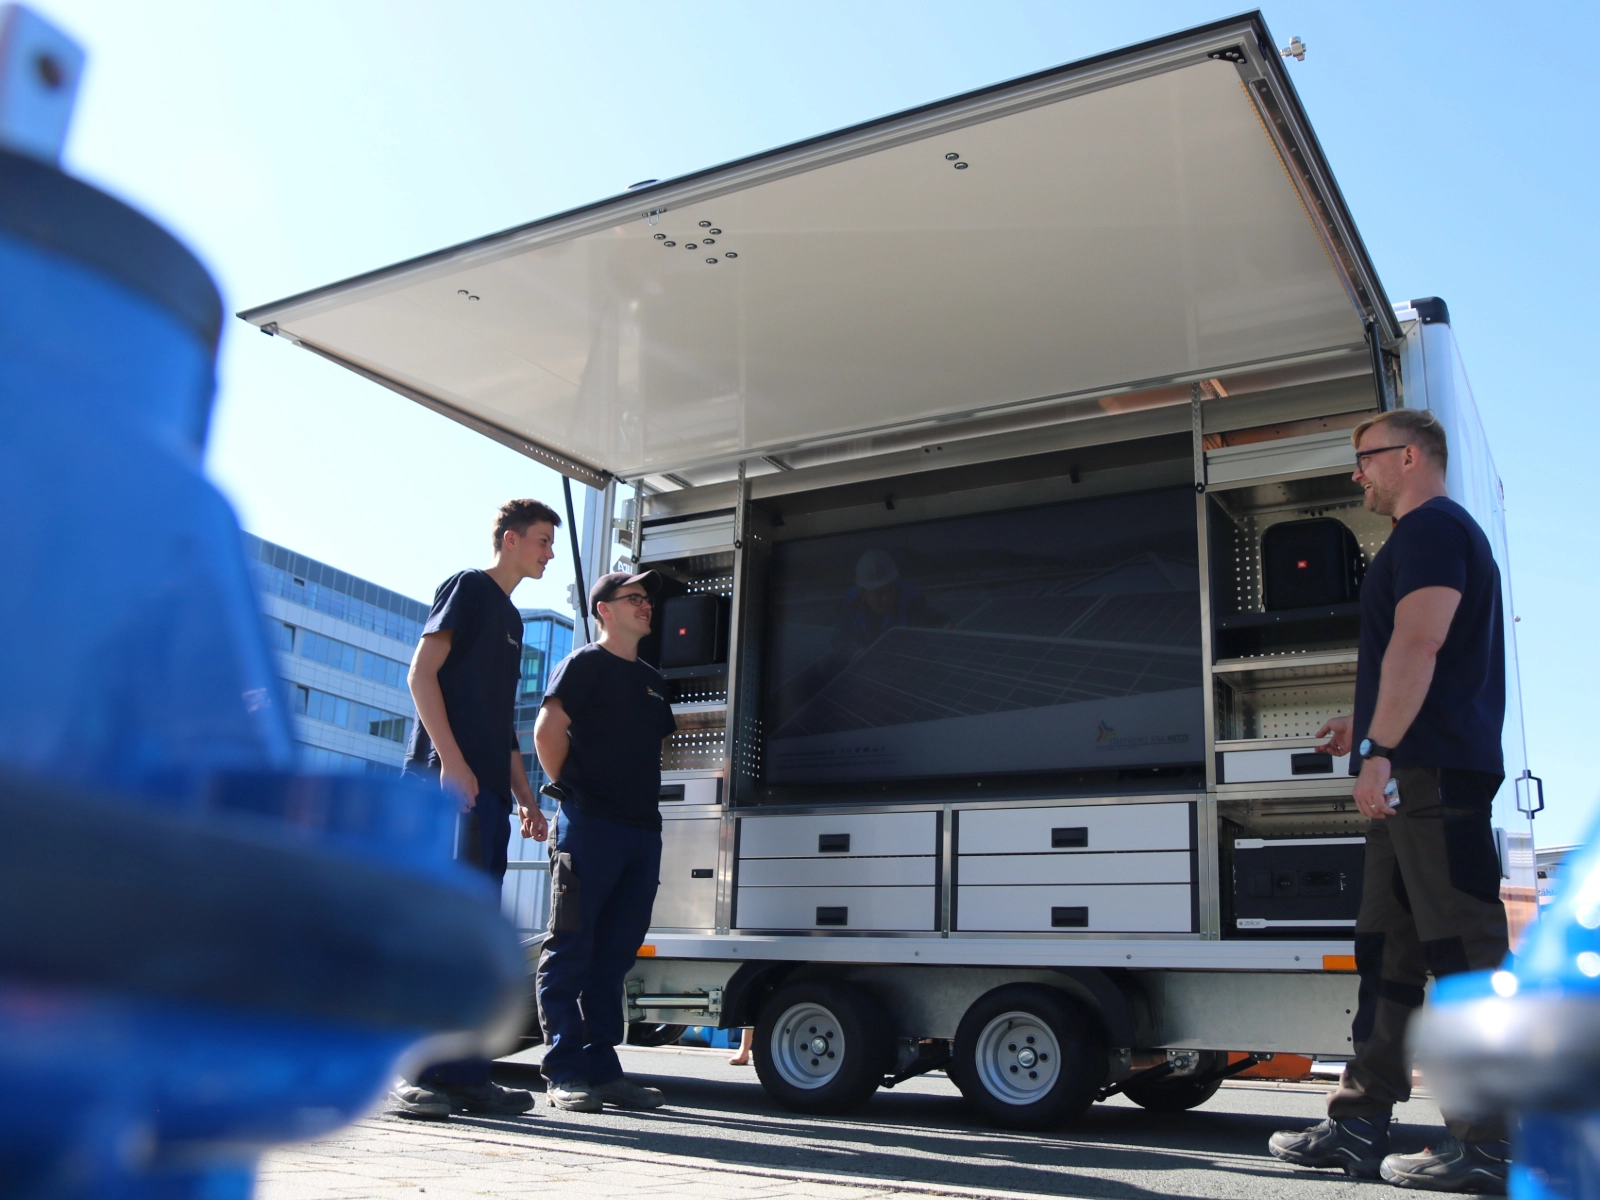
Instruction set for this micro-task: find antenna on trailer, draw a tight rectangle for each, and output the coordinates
[1280,36,1306,62]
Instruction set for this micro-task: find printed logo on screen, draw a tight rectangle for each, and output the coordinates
[1093,720,1190,752]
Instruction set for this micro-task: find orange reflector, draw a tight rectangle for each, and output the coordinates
[1323,955,1357,972]
[636,944,656,958]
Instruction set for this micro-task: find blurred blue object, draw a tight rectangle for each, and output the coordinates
[0,13,524,1195]
[1413,823,1600,1198]
[681,1026,737,1050]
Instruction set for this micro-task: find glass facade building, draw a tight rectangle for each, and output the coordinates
[516,608,575,794]
[243,533,426,775]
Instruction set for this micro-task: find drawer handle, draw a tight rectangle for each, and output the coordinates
[1290,752,1334,775]
[816,906,849,926]
[1051,827,1088,849]
[1051,906,1088,928]
[818,833,851,853]
[691,868,713,879]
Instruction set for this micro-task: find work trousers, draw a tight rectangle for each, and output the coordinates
[1328,766,1509,1143]
[535,803,661,1086]
[417,788,513,1088]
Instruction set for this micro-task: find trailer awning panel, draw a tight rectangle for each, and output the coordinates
[241,17,1388,481]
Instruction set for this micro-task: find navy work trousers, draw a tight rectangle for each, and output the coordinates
[535,803,661,1086]
[418,788,513,1088]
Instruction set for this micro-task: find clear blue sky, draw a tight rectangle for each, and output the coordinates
[44,1,1597,846]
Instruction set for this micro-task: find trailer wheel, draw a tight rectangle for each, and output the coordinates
[626,1022,688,1047]
[1123,1052,1227,1112]
[951,984,1106,1130]
[754,979,893,1114]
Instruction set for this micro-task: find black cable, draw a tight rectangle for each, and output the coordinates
[561,475,591,644]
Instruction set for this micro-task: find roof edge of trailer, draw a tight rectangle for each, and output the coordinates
[237,10,1398,345]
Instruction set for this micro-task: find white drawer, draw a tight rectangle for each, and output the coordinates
[956,884,1193,932]
[738,856,935,887]
[958,851,1190,886]
[651,817,720,930]
[735,885,937,931]
[1219,746,1351,784]
[738,811,937,859]
[957,803,1190,855]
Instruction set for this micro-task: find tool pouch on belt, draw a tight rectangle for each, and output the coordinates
[550,852,581,932]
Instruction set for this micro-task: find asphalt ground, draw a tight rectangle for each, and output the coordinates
[429,1044,1451,1199]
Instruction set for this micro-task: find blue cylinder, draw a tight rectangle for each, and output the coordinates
[0,149,524,1197]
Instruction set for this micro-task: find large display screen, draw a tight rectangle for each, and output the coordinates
[762,488,1204,786]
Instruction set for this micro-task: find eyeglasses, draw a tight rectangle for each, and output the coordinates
[1354,443,1409,468]
[604,592,652,609]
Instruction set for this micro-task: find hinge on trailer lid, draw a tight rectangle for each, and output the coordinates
[261,321,277,337]
[1207,47,1246,65]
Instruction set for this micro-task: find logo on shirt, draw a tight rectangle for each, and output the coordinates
[646,687,666,702]
[506,633,519,648]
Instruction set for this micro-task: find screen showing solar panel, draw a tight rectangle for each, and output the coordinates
[763,487,1204,785]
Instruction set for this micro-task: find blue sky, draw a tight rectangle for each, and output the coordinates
[44,1,1597,846]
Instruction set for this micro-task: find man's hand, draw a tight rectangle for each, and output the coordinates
[519,803,549,841]
[440,759,479,812]
[1353,756,1397,820]
[1316,714,1354,757]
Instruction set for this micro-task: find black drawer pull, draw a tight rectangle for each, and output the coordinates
[816,906,848,926]
[1051,906,1089,928]
[1052,827,1088,849]
[818,833,851,853]
[1290,752,1334,775]
[690,868,713,879]
[659,784,687,801]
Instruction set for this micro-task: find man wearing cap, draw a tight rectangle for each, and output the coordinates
[532,569,678,1112]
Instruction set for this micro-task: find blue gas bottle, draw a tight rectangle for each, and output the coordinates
[0,8,524,1197]
[1414,824,1600,1199]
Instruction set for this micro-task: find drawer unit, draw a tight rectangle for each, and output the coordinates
[957,850,1190,887]
[737,855,935,888]
[1218,741,1351,784]
[651,816,721,930]
[956,802,1191,855]
[734,885,937,932]
[738,810,938,859]
[956,884,1193,933]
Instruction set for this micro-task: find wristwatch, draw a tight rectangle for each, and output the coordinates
[1358,738,1395,760]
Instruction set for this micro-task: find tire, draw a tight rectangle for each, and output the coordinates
[754,979,894,1114]
[1123,1052,1227,1112]
[626,1022,688,1047]
[950,984,1107,1130]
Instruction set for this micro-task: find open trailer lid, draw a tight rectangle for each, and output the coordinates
[240,13,1395,487]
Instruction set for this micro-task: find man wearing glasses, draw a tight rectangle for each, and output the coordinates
[1270,409,1511,1193]
[533,570,678,1112]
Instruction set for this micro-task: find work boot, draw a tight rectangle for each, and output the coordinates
[546,1079,604,1112]
[388,1083,452,1121]
[594,1076,666,1110]
[437,1081,535,1115]
[1268,1116,1391,1179]
[1379,1138,1509,1193]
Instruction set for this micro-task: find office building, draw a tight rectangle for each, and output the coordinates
[515,607,575,794]
[242,533,425,775]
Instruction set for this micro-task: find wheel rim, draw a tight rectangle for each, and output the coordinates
[973,1010,1062,1105]
[770,1002,846,1090]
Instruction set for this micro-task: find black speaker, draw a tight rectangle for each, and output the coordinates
[1261,518,1366,611]
[658,594,729,669]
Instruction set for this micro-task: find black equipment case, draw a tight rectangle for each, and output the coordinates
[1232,836,1365,936]
[658,594,729,669]
[1261,517,1366,610]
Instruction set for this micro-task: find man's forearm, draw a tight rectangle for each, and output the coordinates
[509,748,536,807]
[1367,638,1439,748]
[410,668,467,769]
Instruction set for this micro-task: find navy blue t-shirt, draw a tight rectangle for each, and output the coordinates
[1352,497,1505,774]
[403,569,522,796]
[545,643,677,832]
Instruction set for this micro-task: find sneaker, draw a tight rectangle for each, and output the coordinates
[546,1079,604,1113]
[1379,1138,1509,1193]
[388,1083,452,1121]
[1268,1116,1391,1179]
[437,1081,535,1115]
[594,1077,667,1110]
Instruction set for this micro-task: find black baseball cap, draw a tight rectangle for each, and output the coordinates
[588,569,659,617]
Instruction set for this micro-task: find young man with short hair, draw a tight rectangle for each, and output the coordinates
[533,570,677,1112]
[389,499,557,1120]
[1268,409,1512,1193]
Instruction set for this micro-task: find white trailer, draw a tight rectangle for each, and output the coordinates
[241,13,1538,1128]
